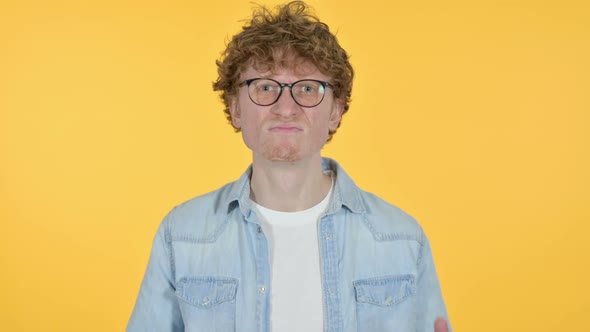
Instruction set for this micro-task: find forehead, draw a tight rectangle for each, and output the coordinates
[241,57,328,80]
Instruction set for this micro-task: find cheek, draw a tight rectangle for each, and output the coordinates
[238,112,262,142]
[240,125,257,152]
[310,116,332,142]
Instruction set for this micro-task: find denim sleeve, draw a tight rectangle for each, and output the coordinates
[127,218,183,332]
[416,235,452,332]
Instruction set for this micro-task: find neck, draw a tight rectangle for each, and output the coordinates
[250,154,332,212]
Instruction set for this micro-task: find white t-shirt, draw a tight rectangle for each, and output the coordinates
[252,176,333,332]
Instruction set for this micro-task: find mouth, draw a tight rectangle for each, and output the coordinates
[269,123,303,133]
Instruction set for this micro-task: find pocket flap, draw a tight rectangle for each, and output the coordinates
[353,275,415,307]
[176,277,238,308]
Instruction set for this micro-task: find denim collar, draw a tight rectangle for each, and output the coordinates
[226,157,366,218]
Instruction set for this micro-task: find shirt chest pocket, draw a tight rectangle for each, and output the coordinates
[175,277,238,332]
[353,275,416,332]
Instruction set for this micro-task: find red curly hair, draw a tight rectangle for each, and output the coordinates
[212,1,354,141]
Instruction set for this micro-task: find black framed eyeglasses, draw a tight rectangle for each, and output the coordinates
[238,78,333,108]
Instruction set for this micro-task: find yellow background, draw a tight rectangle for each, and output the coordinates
[1,0,589,331]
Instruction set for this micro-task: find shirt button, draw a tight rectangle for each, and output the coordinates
[327,288,334,295]
[259,286,266,293]
[384,296,393,305]
[257,226,262,233]
[202,297,210,305]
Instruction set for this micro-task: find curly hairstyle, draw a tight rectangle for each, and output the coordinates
[212,1,354,141]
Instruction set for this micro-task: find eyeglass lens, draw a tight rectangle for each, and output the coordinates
[248,79,326,107]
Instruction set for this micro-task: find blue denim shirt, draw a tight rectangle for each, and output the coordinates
[127,158,451,332]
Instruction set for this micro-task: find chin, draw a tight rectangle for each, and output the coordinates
[264,144,302,162]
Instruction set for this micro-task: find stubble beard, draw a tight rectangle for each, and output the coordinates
[262,139,301,162]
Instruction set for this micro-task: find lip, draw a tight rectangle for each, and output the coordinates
[268,123,303,132]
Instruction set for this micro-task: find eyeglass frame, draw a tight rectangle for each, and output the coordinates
[238,78,334,108]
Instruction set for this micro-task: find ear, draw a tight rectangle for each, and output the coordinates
[328,100,344,132]
[229,97,242,129]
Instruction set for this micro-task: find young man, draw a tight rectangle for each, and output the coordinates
[127,2,451,331]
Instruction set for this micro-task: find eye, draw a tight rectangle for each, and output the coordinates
[302,85,315,93]
[296,82,320,94]
[253,81,278,93]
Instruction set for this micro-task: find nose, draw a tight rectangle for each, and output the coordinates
[271,86,299,116]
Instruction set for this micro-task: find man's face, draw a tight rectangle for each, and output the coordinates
[230,61,343,163]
